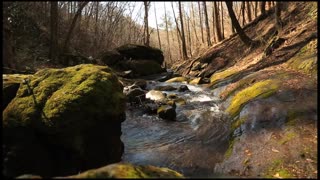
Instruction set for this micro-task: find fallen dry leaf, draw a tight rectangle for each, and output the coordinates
[272,148,280,153]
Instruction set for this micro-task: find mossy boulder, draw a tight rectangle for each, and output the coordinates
[116,44,164,65]
[226,79,280,118]
[3,64,126,177]
[188,77,202,85]
[2,74,32,111]
[165,76,188,83]
[154,85,177,91]
[64,163,184,178]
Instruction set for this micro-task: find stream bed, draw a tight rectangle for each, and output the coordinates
[121,80,231,177]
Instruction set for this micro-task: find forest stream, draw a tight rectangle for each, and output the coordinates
[121,74,231,177]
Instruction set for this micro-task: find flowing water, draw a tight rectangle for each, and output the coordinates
[121,80,231,177]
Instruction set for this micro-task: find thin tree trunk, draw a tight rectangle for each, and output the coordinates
[214,1,222,42]
[203,1,212,46]
[50,1,59,62]
[191,2,199,44]
[241,1,245,26]
[93,2,99,56]
[221,2,225,40]
[198,2,204,44]
[62,2,88,54]
[261,1,266,15]
[254,1,258,18]
[187,15,192,56]
[154,2,161,49]
[275,1,282,31]
[246,1,252,22]
[143,1,150,46]
[164,2,172,64]
[211,2,217,43]
[178,1,188,59]
[226,1,256,47]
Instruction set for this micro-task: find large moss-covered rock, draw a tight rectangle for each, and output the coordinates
[2,74,32,111]
[116,44,164,65]
[3,64,126,177]
[63,163,184,178]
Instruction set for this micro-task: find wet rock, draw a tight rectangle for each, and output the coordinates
[143,102,160,114]
[3,64,126,177]
[65,163,184,178]
[154,85,177,91]
[157,104,176,121]
[2,74,32,111]
[165,76,188,83]
[16,174,43,179]
[167,94,178,99]
[189,77,202,85]
[124,87,146,104]
[116,44,164,65]
[133,79,147,90]
[178,85,190,92]
[146,90,167,103]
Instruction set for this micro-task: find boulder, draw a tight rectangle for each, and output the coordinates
[118,60,165,77]
[64,163,184,178]
[146,90,167,103]
[116,44,164,65]
[188,77,202,85]
[165,76,188,83]
[2,74,32,111]
[157,104,176,121]
[3,64,126,177]
[97,50,124,66]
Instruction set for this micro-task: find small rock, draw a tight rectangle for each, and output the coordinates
[157,105,176,121]
[178,85,190,92]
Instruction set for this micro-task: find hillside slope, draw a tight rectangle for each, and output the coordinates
[172,2,317,178]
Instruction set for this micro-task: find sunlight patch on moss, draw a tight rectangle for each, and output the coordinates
[209,69,238,86]
[226,79,279,118]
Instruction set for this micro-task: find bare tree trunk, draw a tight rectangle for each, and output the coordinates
[275,1,282,31]
[187,15,192,56]
[214,1,222,42]
[191,2,199,44]
[221,2,225,40]
[246,1,252,22]
[154,2,161,49]
[62,2,88,54]
[143,1,150,46]
[226,1,256,47]
[93,2,99,56]
[50,1,59,62]
[254,1,258,18]
[211,2,217,43]
[241,1,245,26]
[164,2,172,63]
[178,1,188,59]
[260,1,266,15]
[203,1,212,46]
[198,2,205,44]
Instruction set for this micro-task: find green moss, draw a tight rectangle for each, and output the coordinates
[264,159,293,178]
[224,138,235,159]
[226,79,279,118]
[3,64,125,130]
[189,77,201,85]
[174,98,186,106]
[231,116,248,132]
[66,163,184,178]
[209,69,238,85]
[165,77,188,83]
[286,40,317,77]
[279,130,296,145]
